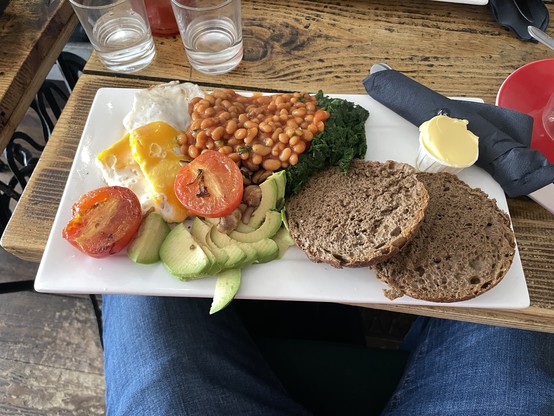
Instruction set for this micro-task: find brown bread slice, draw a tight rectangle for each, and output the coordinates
[285,160,429,268]
[374,172,516,302]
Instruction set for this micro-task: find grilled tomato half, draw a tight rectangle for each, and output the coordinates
[174,150,243,218]
[62,186,142,258]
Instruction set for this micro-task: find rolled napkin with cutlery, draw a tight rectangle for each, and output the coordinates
[362,68,554,197]
[489,0,549,41]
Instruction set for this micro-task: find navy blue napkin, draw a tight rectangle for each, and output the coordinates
[362,68,554,197]
[489,0,549,41]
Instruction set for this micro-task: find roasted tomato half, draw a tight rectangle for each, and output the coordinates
[174,150,244,218]
[62,186,142,258]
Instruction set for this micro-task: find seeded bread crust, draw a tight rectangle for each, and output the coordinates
[285,160,429,268]
[374,172,516,302]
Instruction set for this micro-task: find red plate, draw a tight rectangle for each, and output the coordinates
[496,59,554,163]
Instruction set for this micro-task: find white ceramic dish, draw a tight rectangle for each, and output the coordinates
[34,88,529,308]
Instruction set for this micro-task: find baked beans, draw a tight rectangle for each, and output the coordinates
[177,89,330,174]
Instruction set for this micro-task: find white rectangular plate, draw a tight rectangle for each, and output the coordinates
[34,88,529,308]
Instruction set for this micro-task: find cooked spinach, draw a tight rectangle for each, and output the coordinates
[285,91,369,197]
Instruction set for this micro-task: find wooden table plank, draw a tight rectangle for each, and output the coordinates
[0,291,104,415]
[358,302,554,333]
[84,0,554,104]
[1,75,154,262]
[0,0,78,151]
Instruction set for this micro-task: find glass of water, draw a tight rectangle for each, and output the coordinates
[69,0,156,73]
[171,0,243,75]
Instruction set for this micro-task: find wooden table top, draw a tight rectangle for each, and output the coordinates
[2,0,554,332]
[83,0,552,105]
[0,0,78,152]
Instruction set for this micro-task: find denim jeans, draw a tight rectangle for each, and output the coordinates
[103,295,554,416]
[382,317,554,415]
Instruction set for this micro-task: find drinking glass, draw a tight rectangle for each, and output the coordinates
[145,0,179,36]
[170,0,243,75]
[69,0,156,73]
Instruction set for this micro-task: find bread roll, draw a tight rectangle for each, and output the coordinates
[285,160,429,268]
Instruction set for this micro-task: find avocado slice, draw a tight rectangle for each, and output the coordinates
[160,223,211,280]
[271,170,287,209]
[202,216,219,226]
[281,208,290,231]
[235,177,278,232]
[272,225,295,259]
[211,225,278,265]
[191,217,229,275]
[193,218,247,270]
[207,170,286,234]
[210,227,258,268]
[250,238,279,263]
[205,227,247,270]
[127,212,170,264]
[230,210,282,243]
[209,268,241,315]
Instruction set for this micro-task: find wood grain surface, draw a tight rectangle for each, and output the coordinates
[1,75,155,262]
[0,291,105,415]
[2,0,554,332]
[0,0,78,151]
[85,0,554,104]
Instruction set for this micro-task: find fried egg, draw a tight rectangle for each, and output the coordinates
[129,121,188,223]
[95,133,155,213]
[123,81,204,132]
[96,81,205,223]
